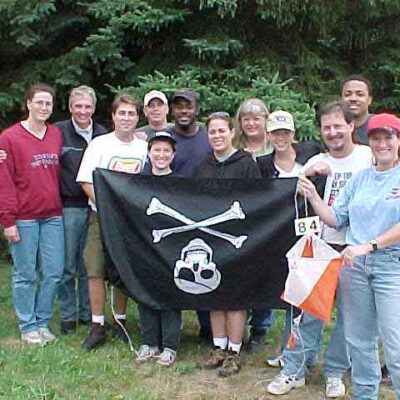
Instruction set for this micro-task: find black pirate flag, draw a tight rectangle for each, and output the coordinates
[94,169,323,310]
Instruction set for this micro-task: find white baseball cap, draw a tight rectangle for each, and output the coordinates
[144,90,168,106]
[267,110,295,132]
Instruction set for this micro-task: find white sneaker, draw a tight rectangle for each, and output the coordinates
[266,353,285,368]
[156,348,176,367]
[21,330,45,345]
[38,328,56,343]
[325,377,345,398]
[267,373,305,395]
[135,345,160,363]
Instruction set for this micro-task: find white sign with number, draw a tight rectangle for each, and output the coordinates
[294,216,321,236]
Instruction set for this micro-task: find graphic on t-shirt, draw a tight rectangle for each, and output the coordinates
[30,153,59,168]
[386,187,400,200]
[327,171,353,205]
[108,157,143,174]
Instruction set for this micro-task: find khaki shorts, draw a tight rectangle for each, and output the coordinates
[84,212,106,278]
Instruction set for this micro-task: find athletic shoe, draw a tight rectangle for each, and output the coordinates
[82,323,107,350]
[21,330,45,346]
[196,348,227,369]
[38,328,56,343]
[218,350,241,377]
[135,345,160,363]
[325,377,345,398]
[267,373,305,395]
[266,353,285,368]
[156,348,176,367]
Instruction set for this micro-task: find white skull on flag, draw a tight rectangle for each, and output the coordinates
[174,238,221,294]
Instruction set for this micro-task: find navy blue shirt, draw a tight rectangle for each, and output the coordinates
[167,125,210,177]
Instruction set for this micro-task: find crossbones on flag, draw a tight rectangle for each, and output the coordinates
[94,169,325,310]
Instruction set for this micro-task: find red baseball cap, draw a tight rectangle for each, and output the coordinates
[367,113,400,135]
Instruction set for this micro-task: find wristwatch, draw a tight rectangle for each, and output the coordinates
[369,239,378,252]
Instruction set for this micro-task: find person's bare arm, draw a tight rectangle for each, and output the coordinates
[303,161,331,177]
[342,222,400,265]
[297,175,336,227]
[81,183,95,204]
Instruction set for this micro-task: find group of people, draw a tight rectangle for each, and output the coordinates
[0,75,399,400]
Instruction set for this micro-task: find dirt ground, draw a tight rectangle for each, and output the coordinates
[132,348,396,400]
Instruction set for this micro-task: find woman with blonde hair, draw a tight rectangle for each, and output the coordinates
[235,98,274,351]
[235,98,273,157]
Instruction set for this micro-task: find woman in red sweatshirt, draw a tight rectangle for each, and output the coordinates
[0,83,64,345]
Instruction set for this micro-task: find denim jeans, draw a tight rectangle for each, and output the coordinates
[196,310,211,331]
[279,309,300,353]
[341,250,400,399]
[58,207,91,322]
[9,217,64,333]
[282,264,350,378]
[282,312,324,378]
[248,308,274,334]
[323,270,351,378]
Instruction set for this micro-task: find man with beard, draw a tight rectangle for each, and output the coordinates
[267,100,371,397]
[341,75,373,145]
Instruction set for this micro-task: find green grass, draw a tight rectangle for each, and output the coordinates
[0,261,396,399]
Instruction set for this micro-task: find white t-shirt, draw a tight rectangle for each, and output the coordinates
[275,161,303,178]
[76,131,147,211]
[301,145,372,244]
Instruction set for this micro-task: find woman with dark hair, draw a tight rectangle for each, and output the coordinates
[195,111,261,377]
[297,113,400,399]
[0,83,64,346]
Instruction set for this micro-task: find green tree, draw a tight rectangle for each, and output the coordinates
[0,0,399,134]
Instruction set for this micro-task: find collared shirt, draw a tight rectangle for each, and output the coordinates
[72,118,93,144]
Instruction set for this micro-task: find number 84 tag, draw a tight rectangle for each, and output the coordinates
[294,216,321,236]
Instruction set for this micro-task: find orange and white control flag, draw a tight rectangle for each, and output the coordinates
[282,234,342,322]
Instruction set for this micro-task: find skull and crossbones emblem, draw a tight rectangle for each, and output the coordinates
[146,197,247,294]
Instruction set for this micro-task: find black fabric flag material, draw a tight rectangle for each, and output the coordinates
[94,169,322,311]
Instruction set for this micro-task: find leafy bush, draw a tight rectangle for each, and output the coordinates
[0,0,399,129]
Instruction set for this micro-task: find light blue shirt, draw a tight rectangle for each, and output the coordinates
[333,164,400,250]
[72,119,93,144]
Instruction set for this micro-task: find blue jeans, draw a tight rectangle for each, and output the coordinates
[341,250,400,399]
[323,271,351,378]
[58,207,91,322]
[9,217,64,333]
[248,308,274,334]
[279,309,300,353]
[282,266,350,378]
[282,312,323,378]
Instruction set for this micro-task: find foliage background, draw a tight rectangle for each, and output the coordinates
[0,0,399,140]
